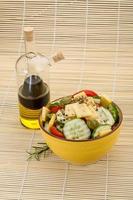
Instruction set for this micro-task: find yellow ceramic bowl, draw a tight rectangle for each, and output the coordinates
[39,100,123,165]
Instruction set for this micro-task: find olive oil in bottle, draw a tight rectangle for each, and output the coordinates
[16,27,64,129]
[18,75,50,129]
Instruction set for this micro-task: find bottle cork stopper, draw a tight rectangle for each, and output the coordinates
[52,51,65,63]
[24,27,34,41]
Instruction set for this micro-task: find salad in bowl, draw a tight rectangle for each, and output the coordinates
[39,90,122,164]
[41,90,120,140]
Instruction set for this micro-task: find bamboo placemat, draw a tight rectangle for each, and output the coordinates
[0,0,133,199]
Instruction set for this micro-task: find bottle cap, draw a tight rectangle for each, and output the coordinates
[24,27,34,41]
[52,51,64,63]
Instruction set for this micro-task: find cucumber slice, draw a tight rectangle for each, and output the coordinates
[97,107,115,126]
[63,119,91,140]
[108,103,119,122]
[92,124,112,139]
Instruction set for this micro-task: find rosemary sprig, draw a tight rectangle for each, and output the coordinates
[27,142,50,161]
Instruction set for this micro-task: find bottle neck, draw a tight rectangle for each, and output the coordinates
[48,51,65,66]
[24,27,36,54]
[24,40,36,54]
[48,56,55,66]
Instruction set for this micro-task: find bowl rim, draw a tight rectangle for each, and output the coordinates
[39,95,123,142]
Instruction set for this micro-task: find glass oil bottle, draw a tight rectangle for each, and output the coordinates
[16,27,64,129]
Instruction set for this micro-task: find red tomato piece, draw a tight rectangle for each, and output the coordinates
[50,106,62,113]
[83,90,97,97]
[50,126,64,138]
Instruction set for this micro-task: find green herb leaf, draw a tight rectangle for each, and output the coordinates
[60,96,72,106]
[27,142,50,161]
[49,101,60,107]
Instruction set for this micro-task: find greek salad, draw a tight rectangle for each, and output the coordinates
[41,90,119,140]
